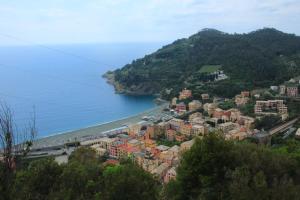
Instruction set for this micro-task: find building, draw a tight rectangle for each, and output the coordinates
[91,144,107,156]
[279,80,299,97]
[179,88,192,100]
[286,86,298,97]
[238,116,255,130]
[254,100,288,115]
[192,125,206,136]
[203,103,216,116]
[179,123,193,136]
[188,100,202,111]
[80,137,115,150]
[166,129,176,141]
[226,129,248,140]
[279,85,286,95]
[201,93,210,100]
[127,139,141,149]
[189,112,202,121]
[164,167,177,183]
[270,86,278,91]
[295,128,300,139]
[218,122,239,133]
[235,95,249,106]
[169,118,185,131]
[235,91,250,106]
[171,97,178,106]
[151,162,170,180]
[176,102,187,113]
[156,145,170,153]
[190,117,205,126]
[213,108,224,119]
[180,139,194,153]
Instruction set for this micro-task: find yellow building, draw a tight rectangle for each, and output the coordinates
[188,100,202,111]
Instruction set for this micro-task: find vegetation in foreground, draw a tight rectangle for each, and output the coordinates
[1,135,300,200]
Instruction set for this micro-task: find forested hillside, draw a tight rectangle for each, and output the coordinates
[111,28,300,98]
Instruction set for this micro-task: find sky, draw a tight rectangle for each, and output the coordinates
[0,0,299,45]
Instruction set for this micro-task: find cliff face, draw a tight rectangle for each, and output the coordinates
[103,72,158,95]
[107,28,300,98]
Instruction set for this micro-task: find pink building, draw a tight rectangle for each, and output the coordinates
[287,86,298,97]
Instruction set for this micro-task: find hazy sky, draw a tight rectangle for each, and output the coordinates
[0,0,299,45]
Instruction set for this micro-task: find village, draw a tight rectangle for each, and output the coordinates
[73,77,300,184]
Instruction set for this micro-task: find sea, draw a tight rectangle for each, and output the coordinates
[0,43,164,138]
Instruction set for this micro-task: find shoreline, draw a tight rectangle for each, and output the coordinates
[103,71,159,96]
[32,103,168,149]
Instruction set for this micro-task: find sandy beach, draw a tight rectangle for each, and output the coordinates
[32,103,168,149]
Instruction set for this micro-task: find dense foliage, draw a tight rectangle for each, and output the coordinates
[0,147,160,200]
[113,28,300,98]
[164,134,300,200]
[2,135,300,199]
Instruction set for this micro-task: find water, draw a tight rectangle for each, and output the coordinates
[0,43,164,138]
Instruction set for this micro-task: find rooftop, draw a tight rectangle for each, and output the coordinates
[156,145,170,151]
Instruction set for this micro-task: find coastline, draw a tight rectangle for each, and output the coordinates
[32,103,168,149]
[103,71,159,96]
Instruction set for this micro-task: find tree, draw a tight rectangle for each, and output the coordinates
[0,103,37,171]
[11,158,62,200]
[254,115,281,130]
[0,103,37,200]
[101,163,161,200]
[163,134,300,200]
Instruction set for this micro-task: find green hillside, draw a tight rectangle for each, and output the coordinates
[111,28,300,99]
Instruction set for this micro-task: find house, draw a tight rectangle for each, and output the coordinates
[188,100,202,111]
[254,100,288,115]
[235,91,250,106]
[270,86,278,91]
[279,80,299,97]
[238,116,255,130]
[179,89,192,100]
[156,145,170,152]
[169,118,185,131]
[192,125,206,136]
[279,85,286,95]
[180,139,194,153]
[241,91,250,97]
[226,129,247,140]
[218,122,239,133]
[189,112,202,121]
[168,145,180,157]
[127,139,141,148]
[176,102,187,113]
[80,137,115,150]
[287,86,298,97]
[213,108,224,119]
[179,123,193,136]
[151,162,170,180]
[91,144,107,156]
[201,93,210,100]
[203,103,216,116]
[175,134,186,142]
[171,97,178,106]
[295,128,300,139]
[190,117,205,126]
[165,129,176,141]
[229,109,241,122]
[164,167,177,183]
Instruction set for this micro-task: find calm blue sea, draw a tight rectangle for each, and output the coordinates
[0,43,164,138]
